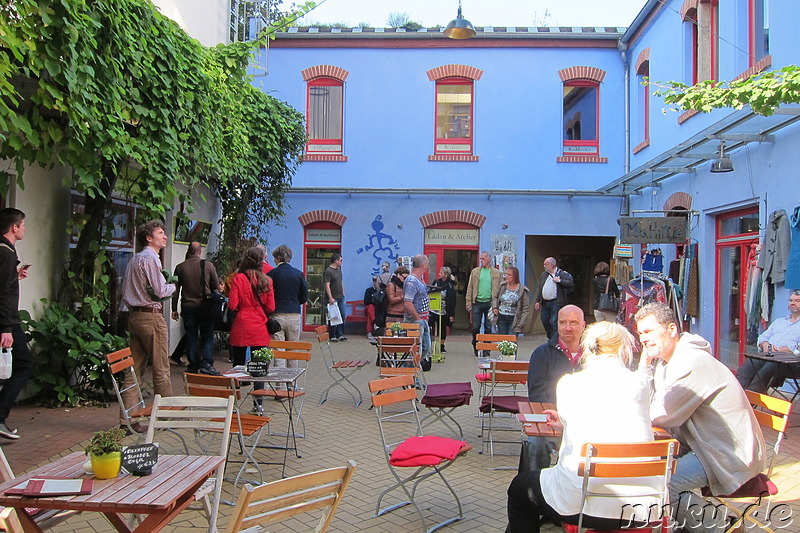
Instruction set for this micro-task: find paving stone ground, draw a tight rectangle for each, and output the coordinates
[1,330,798,532]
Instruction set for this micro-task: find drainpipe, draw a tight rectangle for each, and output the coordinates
[619,42,631,175]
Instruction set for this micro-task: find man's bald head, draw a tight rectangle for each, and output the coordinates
[557,304,586,350]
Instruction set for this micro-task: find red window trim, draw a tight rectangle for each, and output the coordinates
[710,0,719,80]
[562,80,600,156]
[434,77,474,156]
[306,77,344,155]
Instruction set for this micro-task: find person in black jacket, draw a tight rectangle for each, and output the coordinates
[428,266,456,353]
[0,208,33,440]
[520,305,585,472]
[267,244,308,343]
[534,257,574,340]
[592,261,620,323]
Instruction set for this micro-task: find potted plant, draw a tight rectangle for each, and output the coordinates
[85,427,126,479]
[247,347,274,377]
[389,322,405,337]
[497,340,518,360]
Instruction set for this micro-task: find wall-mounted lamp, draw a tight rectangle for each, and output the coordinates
[711,142,734,173]
[443,0,476,39]
[501,224,509,229]
[397,224,403,229]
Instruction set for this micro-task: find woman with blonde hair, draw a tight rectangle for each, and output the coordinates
[506,321,655,532]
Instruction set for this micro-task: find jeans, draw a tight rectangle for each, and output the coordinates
[670,453,727,532]
[539,299,560,340]
[471,301,493,352]
[497,314,516,336]
[181,306,214,371]
[328,297,347,339]
[416,319,431,359]
[0,324,33,422]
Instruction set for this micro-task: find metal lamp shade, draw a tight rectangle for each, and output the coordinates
[444,7,476,39]
[710,156,734,173]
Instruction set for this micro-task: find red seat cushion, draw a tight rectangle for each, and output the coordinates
[479,395,528,414]
[389,435,467,467]
[475,373,491,382]
[701,473,778,498]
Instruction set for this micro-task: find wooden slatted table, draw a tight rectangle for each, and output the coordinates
[0,452,223,532]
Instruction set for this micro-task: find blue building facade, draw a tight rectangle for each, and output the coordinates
[259,0,800,366]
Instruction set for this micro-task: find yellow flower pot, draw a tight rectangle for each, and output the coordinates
[90,452,122,479]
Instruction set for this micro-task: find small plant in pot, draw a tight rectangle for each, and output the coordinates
[86,427,126,479]
[247,347,274,377]
[497,340,518,360]
[389,322,405,337]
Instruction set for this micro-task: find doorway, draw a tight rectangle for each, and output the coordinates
[424,246,478,331]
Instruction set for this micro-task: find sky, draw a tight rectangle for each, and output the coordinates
[297,0,647,29]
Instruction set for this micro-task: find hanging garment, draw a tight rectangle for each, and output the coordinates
[784,206,800,289]
[618,277,667,333]
[758,209,791,285]
[685,257,699,318]
[642,252,664,273]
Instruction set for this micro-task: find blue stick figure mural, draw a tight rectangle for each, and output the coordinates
[357,215,400,274]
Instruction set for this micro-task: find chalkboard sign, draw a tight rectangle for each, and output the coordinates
[122,443,159,476]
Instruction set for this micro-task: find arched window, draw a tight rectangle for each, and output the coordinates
[306,77,344,155]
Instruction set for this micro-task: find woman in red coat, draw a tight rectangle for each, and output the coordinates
[228,246,276,366]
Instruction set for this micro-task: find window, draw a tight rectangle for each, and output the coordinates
[562,81,599,156]
[434,77,474,155]
[749,0,769,64]
[683,0,718,85]
[306,77,344,155]
[634,49,650,153]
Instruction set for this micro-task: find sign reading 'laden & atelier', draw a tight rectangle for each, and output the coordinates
[619,217,688,244]
[424,228,479,246]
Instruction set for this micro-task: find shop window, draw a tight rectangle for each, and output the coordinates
[435,77,474,155]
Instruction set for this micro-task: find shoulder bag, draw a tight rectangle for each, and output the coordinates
[598,276,620,312]
[200,260,227,321]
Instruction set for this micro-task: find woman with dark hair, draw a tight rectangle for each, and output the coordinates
[228,246,276,366]
[385,266,409,325]
[493,266,530,337]
[428,266,457,353]
[592,261,620,323]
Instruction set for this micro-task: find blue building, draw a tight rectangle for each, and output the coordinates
[259,0,798,369]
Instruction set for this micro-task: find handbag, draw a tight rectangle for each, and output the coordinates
[267,318,282,335]
[0,348,11,380]
[598,276,620,312]
[200,260,227,320]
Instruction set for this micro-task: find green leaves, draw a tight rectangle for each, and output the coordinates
[653,65,800,116]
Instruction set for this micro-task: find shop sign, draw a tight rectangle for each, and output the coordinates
[306,228,341,243]
[424,228,479,246]
[619,217,688,244]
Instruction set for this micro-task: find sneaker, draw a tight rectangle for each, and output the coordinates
[339,337,348,342]
[198,366,222,376]
[0,422,20,440]
[330,337,339,343]
[441,345,447,353]
[366,333,376,342]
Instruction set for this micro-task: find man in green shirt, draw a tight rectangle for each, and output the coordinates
[466,251,502,356]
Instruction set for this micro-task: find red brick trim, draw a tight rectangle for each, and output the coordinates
[677,109,700,124]
[664,192,693,211]
[428,154,479,162]
[300,65,349,82]
[633,139,650,154]
[298,210,347,227]
[419,210,486,228]
[680,0,698,20]
[426,64,484,81]
[733,55,772,82]
[558,66,606,83]
[635,48,650,75]
[557,155,608,163]
[302,154,348,162]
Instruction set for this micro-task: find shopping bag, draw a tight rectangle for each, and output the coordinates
[0,348,12,380]
[326,303,343,326]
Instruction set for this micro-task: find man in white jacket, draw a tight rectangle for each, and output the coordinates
[635,303,765,533]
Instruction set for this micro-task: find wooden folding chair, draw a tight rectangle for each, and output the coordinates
[145,394,234,533]
[474,333,517,399]
[105,347,150,436]
[316,326,369,407]
[0,447,79,533]
[377,336,426,389]
[700,390,792,533]
[563,439,680,533]
[386,321,421,337]
[479,360,529,465]
[369,375,471,533]
[249,340,312,437]
[183,373,272,491]
[224,460,356,533]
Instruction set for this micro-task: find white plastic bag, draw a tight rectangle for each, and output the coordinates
[326,303,343,326]
[0,348,12,380]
